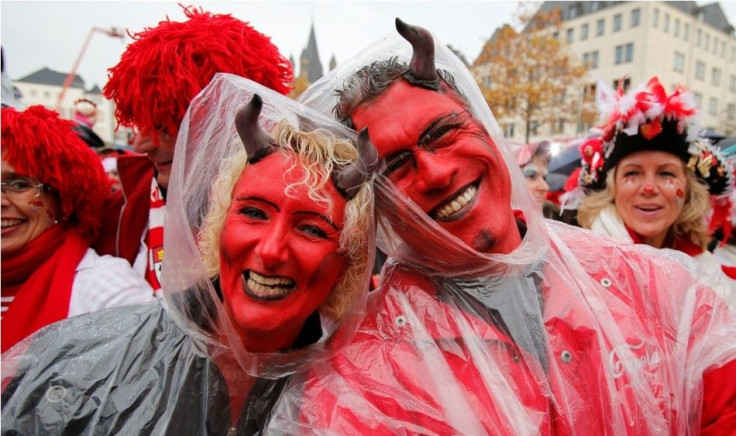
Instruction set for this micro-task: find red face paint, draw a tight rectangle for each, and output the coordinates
[2,158,61,256]
[28,199,43,212]
[614,151,688,248]
[218,152,347,352]
[350,79,520,254]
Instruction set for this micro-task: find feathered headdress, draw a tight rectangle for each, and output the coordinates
[103,5,293,138]
[1,105,111,242]
[578,77,732,196]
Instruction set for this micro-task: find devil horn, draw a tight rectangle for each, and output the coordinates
[334,128,380,199]
[235,94,274,164]
[395,18,439,90]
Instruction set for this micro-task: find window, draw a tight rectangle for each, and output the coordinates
[693,92,702,106]
[695,61,705,80]
[567,28,574,43]
[581,23,589,40]
[568,5,578,19]
[43,90,50,98]
[613,14,622,32]
[625,43,634,63]
[503,123,515,137]
[552,118,565,134]
[709,98,718,115]
[664,14,670,32]
[615,43,634,64]
[653,8,659,27]
[613,77,631,91]
[674,19,680,37]
[697,29,702,47]
[712,37,718,54]
[730,75,736,92]
[721,42,726,57]
[684,23,689,40]
[597,18,605,36]
[712,68,721,87]
[705,34,710,51]
[30,89,38,97]
[583,51,599,69]
[591,1,600,12]
[530,120,540,135]
[631,8,640,27]
[673,52,685,73]
[727,103,735,121]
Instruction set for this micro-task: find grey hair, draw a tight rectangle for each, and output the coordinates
[334,56,465,128]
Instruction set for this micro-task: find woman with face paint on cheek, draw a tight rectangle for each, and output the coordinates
[1,77,376,435]
[0,106,154,353]
[576,77,736,305]
[517,140,551,211]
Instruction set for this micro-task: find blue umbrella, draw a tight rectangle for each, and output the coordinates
[548,143,581,176]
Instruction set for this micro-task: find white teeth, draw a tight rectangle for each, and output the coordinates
[1,219,22,228]
[247,278,292,297]
[246,271,295,298]
[434,185,477,219]
[249,271,295,286]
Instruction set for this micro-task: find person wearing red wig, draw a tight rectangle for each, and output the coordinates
[1,106,153,353]
[96,6,293,294]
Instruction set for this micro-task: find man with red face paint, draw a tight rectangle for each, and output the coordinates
[95,6,293,294]
[2,77,376,434]
[265,19,736,435]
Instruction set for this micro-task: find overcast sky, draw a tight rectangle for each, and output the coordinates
[2,1,736,89]
[1,0,521,88]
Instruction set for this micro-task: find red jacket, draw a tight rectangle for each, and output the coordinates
[273,227,736,435]
[93,155,154,265]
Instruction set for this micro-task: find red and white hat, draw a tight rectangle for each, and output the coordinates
[578,77,732,196]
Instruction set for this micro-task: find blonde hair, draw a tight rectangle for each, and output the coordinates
[578,166,711,248]
[198,120,374,320]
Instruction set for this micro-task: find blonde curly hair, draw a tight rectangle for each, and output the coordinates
[198,120,373,320]
[578,166,710,248]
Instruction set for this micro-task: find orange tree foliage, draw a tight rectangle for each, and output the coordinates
[289,74,310,99]
[474,4,590,143]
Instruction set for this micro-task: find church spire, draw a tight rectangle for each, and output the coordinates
[299,21,323,83]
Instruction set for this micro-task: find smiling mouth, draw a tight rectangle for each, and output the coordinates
[242,270,297,301]
[1,219,24,229]
[430,181,479,221]
[636,205,662,213]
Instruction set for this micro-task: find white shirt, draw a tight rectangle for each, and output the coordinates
[68,249,155,317]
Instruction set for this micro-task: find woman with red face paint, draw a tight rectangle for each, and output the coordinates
[577,77,736,307]
[1,77,376,434]
[1,106,154,353]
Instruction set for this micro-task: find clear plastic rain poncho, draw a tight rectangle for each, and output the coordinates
[1,74,374,435]
[263,22,736,435]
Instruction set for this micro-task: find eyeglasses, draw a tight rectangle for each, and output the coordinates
[381,110,474,179]
[1,177,46,199]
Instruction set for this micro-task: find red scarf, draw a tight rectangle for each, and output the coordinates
[625,226,704,257]
[1,226,89,353]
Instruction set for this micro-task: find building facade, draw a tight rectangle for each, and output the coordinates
[476,1,736,143]
[12,67,119,145]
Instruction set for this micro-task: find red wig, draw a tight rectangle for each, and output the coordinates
[103,5,294,138]
[1,105,110,242]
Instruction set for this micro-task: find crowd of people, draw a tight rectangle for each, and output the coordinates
[2,7,735,435]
